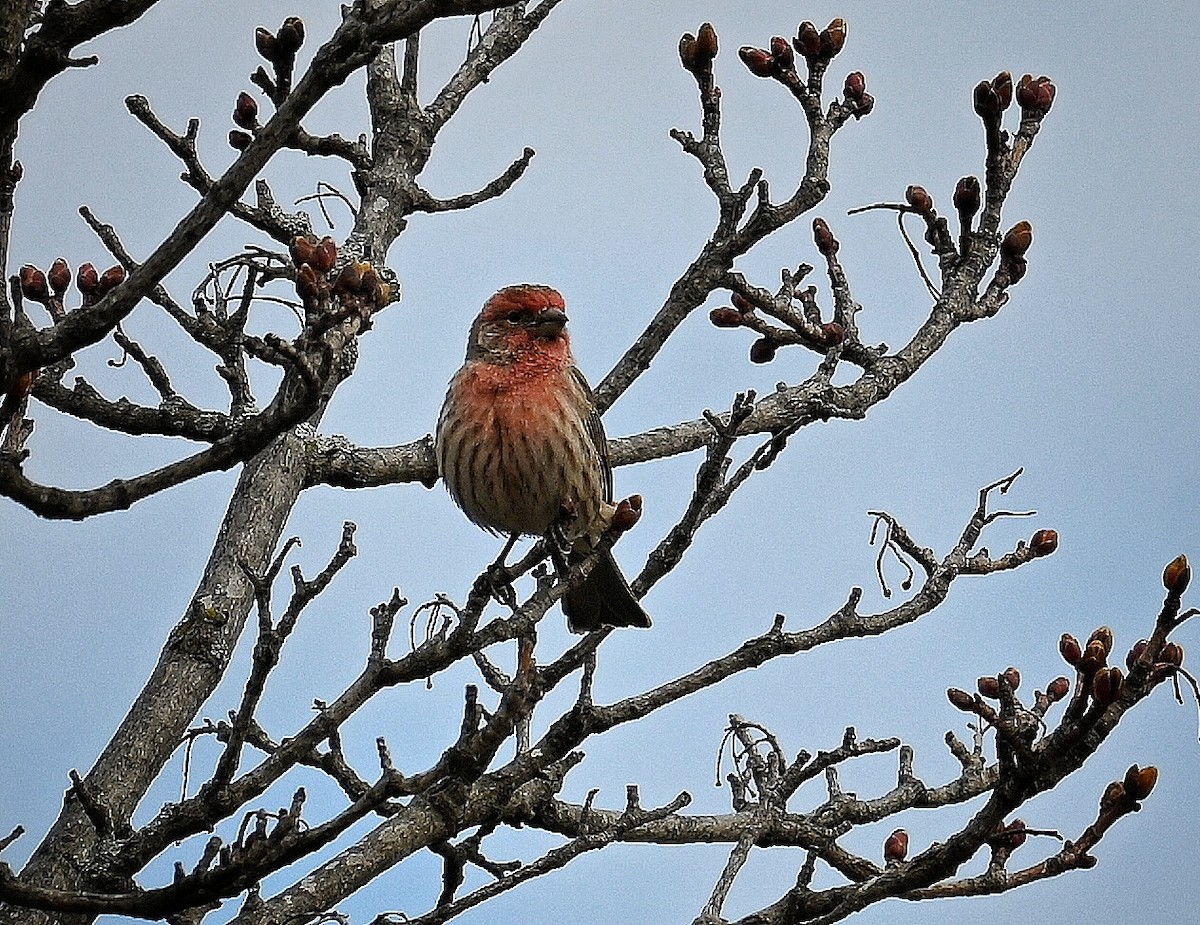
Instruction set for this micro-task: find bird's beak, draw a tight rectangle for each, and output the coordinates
[530,307,568,339]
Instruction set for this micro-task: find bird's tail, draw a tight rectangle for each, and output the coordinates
[563,547,651,633]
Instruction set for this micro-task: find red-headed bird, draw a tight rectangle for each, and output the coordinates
[436,284,650,632]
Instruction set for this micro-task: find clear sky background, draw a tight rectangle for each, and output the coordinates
[2,2,1198,924]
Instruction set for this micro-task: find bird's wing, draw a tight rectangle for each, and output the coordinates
[571,366,613,503]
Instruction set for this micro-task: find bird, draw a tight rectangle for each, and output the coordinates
[435,284,651,633]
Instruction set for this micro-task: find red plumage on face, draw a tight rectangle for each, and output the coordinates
[478,284,566,324]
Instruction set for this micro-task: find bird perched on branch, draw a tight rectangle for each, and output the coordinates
[436,284,651,633]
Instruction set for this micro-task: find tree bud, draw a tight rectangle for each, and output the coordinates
[820,321,845,346]
[883,828,908,863]
[229,130,252,150]
[812,217,838,256]
[947,687,975,711]
[678,33,698,72]
[1080,639,1108,673]
[905,185,933,214]
[1123,764,1158,801]
[991,818,1027,851]
[1002,221,1034,259]
[613,494,643,532]
[233,91,259,130]
[709,307,744,328]
[312,236,338,274]
[1002,666,1021,692]
[977,675,1000,699]
[276,17,305,56]
[851,92,874,118]
[793,21,821,58]
[730,292,754,313]
[289,235,317,268]
[96,265,126,297]
[1003,255,1027,284]
[255,27,277,62]
[973,80,1001,120]
[953,176,981,217]
[48,258,71,294]
[76,262,99,297]
[1046,676,1071,701]
[820,18,847,58]
[769,36,794,71]
[1088,626,1114,657]
[1017,74,1056,115]
[1029,528,1057,557]
[738,46,779,78]
[993,71,1013,110]
[19,265,49,303]
[749,337,777,364]
[1091,666,1123,705]
[1159,641,1184,668]
[1163,553,1190,595]
[1126,639,1148,671]
[1059,633,1082,667]
[844,71,866,101]
[297,263,319,301]
[1100,780,1127,811]
[695,23,719,64]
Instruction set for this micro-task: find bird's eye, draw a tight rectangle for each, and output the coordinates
[506,310,527,324]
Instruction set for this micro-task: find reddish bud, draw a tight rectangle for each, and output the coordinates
[612,494,643,532]
[844,71,866,101]
[1046,676,1071,701]
[793,21,822,58]
[1091,666,1124,705]
[709,307,744,328]
[947,687,975,711]
[1160,641,1184,668]
[276,17,305,56]
[1123,764,1158,801]
[1017,74,1055,115]
[749,337,777,364]
[335,261,364,295]
[695,23,719,64]
[820,18,847,58]
[819,322,845,346]
[953,176,981,218]
[296,263,319,302]
[883,828,908,863]
[255,27,277,62]
[730,292,754,313]
[233,92,259,130]
[812,217,838,256]
[1029,528,1057,557]
[96,265,126,298]
[905,185,933,215]
[48,258,71,294]
[312,236,338,274]
[769,36,794,71]
[1163,553,1191,595]
[289,235,317,268]
[993,71,1013,110]
[1088,626,1115,657]
[1002,221,1034,259]
[678,33,698,72]
[19,265,49,303]
[977,675,1000,699]
[1002,666,1021,692]
[738,46,779,78]
[973,80,1001,120]
[991,818,1028,851]
[1059,633,1082,667]
[76,262,99,297]
[228,130,252,150]
[1126,639,1149,672]
[1080,638,1109,674]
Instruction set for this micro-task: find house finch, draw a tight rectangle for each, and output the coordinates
[436,284,651,633]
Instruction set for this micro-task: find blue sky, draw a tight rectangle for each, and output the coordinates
[2,3,1198,924]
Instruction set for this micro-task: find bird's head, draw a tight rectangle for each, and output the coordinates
[468,284,572,365]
